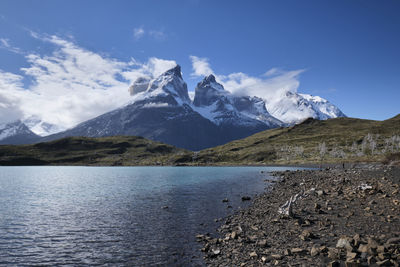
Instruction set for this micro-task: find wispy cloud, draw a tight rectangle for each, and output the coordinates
[264,68,280,77]
[133,27,145,40]
[148,30,166,40]
[189,55,305,101]
[0,38,23,54]
[133,27,166,41]
[0,33,176,129]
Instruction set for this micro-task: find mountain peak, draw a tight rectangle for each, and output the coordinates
[204,74,216,83]
[197,74,220,88]
[127,64,190,106]
[193,74,226,107]
[163,65,182,78]
[0,120,40,144]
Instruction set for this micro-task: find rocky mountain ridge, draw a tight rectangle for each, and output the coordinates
[0,65,345,149]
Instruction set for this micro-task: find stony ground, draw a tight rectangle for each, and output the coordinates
[198,164,400,266]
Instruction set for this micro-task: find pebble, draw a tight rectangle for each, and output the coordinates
[249,251,257,257]
[200,166,400,266]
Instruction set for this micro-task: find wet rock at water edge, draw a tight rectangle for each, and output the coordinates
[241,196,251,201]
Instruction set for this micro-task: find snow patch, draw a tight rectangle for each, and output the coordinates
[188,91,195,101]
[0,125,17,140]
[192,103,219,123]
[142,102,169,108]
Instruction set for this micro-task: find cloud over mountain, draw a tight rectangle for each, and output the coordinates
[0,33,332,134]
[0,34,176,131]
[189,55,305,101]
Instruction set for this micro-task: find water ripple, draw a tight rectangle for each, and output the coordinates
[0,166,301,266]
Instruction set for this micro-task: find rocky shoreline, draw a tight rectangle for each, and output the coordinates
[198,164,400,266]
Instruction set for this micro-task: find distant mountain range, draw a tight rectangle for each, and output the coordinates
[0,65,345,150]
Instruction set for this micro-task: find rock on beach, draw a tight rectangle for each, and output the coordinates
[200,164,400,266]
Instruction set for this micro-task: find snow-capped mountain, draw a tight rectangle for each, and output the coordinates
[1,64,345,149]
[300,93,346,119]
[41,66,279,150]
[41,66,221,150]
[128,65,191,106]
[265,91,345,124]
[192,74,282,128]
[0,121,40,145]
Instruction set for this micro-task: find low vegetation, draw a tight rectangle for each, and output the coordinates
[0,115,399,166]
[188,114,400,165]
[0,136,188,166]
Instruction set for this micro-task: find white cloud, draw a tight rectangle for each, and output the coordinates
[190,55,305,102]
[133,27,145,40]
[221,69,305,100]
[0,71,25,123]
[145,57,177,77]
[189,56,213,77]
[0,33,177,131]
[0,70,24,90]
[120,57,177,81]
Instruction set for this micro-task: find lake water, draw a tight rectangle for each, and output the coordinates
[0,166,301,266]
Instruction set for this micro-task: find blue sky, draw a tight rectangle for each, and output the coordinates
[0,0,399,124]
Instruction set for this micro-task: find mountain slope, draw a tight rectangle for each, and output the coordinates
[43,102,225,151]
[41,66,225,151]
[190,114,400,165]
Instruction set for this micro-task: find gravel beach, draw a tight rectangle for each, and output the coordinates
[198,164,400,266]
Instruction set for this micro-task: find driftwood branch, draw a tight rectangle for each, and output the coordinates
[278,188,315,217]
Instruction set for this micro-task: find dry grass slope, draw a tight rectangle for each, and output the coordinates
[0,114,399,166]
[191,115,400,165]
